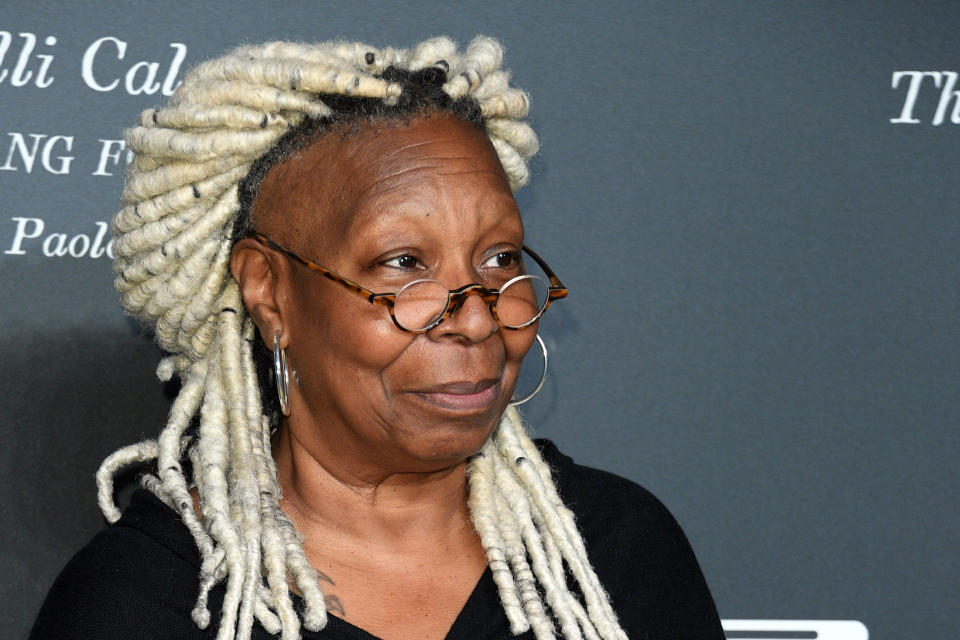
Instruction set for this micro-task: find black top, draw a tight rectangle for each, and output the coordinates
[31,440,724,639]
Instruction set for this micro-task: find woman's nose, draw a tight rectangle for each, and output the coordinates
[430,289,498,343]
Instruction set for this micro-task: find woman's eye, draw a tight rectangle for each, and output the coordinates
[383,254,423,270]
[482,251,520,269]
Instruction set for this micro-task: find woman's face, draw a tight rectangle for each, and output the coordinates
[237,112,537,475]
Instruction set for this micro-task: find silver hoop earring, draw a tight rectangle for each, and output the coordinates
[273,332,291,416]
[510,334,548,407]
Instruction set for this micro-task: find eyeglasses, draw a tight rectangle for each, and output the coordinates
[249,231,568,334]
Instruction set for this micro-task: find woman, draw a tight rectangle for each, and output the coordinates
[31,37,723,640]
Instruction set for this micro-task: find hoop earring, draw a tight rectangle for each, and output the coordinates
[273,332,291,416]
[510,334,548,407]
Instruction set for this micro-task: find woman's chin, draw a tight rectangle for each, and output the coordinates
[392,420,499,469]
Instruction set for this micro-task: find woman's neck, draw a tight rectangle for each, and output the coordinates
[271,421,475,548]
[269,420,489,638]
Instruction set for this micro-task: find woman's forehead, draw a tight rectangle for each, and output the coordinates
[251,113,518,252]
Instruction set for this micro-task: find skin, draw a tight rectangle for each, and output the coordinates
[230,112,538,639]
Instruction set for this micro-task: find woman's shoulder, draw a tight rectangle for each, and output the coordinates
[534,438,725,639]
[30,490,211,640]
[534,437,684,538]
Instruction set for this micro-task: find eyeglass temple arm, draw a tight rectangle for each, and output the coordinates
[522,245,568,299]
[249,232,394,305]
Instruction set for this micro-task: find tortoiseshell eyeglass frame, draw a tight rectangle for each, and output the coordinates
[248,231,568,334]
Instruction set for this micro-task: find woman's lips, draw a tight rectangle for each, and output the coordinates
[410,379,500,412]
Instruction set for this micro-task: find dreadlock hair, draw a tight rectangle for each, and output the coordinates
[97,36,627,640]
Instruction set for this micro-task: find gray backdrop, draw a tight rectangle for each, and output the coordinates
[2,1,957,638]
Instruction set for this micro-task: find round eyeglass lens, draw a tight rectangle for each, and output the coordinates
[393,279,450,331]
[496,275,550,328]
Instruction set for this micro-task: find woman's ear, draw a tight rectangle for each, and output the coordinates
[231,237,288,345]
